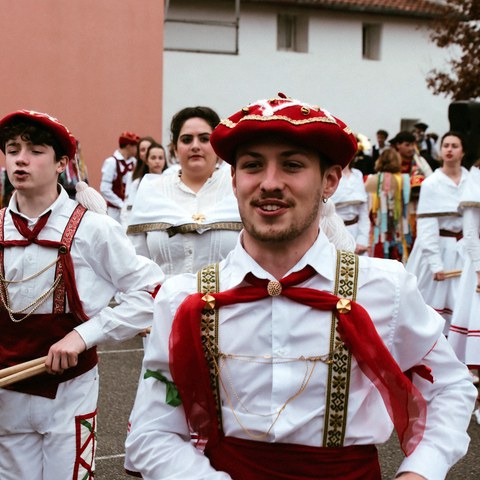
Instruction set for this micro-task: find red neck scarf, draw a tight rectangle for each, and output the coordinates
[169,265,427,456]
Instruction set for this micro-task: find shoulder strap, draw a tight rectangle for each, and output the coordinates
[323,249,359,447]
[52,204,88,316]
[198,263,223,433]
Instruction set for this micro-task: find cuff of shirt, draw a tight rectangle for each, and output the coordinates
[74,319,104,350]
[397,444,449,480]
[428,255,443,273]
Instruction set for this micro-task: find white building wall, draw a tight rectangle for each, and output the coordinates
[163,2,451,152]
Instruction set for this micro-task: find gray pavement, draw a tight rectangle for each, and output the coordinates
[96,337,480,479]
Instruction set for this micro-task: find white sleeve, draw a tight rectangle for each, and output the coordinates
[100,157,124,208]
[416,215,443,273]
[125,283,232,479]
[355,200,371,247]
[74,218,164,348]
[392,271,477,479]
[463,207,480,271]
[128,232,150,258]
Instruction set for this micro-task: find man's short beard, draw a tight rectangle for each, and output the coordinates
[241,190,321,244]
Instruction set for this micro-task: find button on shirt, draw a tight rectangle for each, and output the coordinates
[125,231,476,480]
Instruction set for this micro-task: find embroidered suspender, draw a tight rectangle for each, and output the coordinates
[323,250,358,447]
[198,263,223,432]
[198,250,359,442]
[52,204,87,314]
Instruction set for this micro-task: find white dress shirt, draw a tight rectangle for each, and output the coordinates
[125,230,476,480]
[4,187,164,348]
[128,169,241,277]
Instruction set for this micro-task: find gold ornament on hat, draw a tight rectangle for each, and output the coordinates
[301,106,310,116]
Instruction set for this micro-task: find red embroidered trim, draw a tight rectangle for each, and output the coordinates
[73,409,97,479]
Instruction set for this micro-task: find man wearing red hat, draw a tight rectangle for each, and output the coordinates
[125,95,476,480]
[0,110,163,479]
[100,131,140,222]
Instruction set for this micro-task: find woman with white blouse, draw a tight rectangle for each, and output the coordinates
[127,106,241,277]
[406,132,470,335]
[448,164,480,371]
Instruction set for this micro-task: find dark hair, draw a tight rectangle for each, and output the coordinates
[0,120,65,161]
[170,106,220,150]
[375,148,401,173]
[136,136,156,161]
[132,136,157,180]
[132,142,166,181]
[391,131,415,145]
[376,129,388,138]
[440,131,466,151]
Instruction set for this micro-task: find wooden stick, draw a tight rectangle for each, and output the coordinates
[0,364,47,388]
[0,356,47,380]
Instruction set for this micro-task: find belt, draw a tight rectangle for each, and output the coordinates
[344,215,359,226]
[439,229,463,241]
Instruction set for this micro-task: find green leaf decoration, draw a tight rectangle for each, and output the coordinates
[144,369,182,407]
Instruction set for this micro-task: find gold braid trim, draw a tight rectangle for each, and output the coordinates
[221,115,353,135]
[416,211,461,218]
[198,263,223,431]
[127,221,243,236]
[460,201,480,209]
[323,250,358,447]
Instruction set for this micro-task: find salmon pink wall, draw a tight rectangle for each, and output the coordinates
[0,0,164,189]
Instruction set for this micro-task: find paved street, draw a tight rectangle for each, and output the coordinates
[96,337,480,479]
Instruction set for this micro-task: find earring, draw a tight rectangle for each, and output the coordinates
[322,197,328,204]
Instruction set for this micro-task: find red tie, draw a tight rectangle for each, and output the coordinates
[10,211,51,244]
[169,265,428,456]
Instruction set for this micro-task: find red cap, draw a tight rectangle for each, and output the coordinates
[0,109,77,160]
[210,93,357,167]
[119,131,140,146]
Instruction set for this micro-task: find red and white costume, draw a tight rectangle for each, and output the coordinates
[0,187,163,480]
[406,167,469,334]
[125,232,476,480]
[100,149,136,222]
[449,166,480,366]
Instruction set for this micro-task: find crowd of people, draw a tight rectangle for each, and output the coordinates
[0,96,479,480]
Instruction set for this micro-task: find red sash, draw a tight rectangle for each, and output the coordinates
[206,436,381,480]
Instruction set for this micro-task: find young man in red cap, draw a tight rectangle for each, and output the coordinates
[0,110,163,479]
[100,131,140,222]
[125,95,476,480]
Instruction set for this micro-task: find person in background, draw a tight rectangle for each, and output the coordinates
[330,162,370,255]
[448,161,480,393]
[371,129,389,162]
[413,122,440,171]
[406,131,469,335]
[122,142,167,229]
[0,110,163,480]
[390,131,432,243]
[365,148,411,262]
[125,94,476,480]
[100,131,139,223]
[126,106,242,277]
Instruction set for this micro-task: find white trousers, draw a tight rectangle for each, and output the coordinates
[0,367,98,480]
